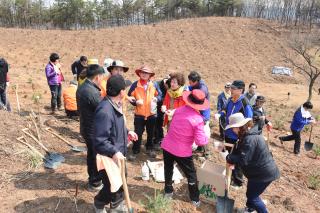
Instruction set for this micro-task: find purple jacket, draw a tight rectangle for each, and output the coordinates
[45,62,61,85]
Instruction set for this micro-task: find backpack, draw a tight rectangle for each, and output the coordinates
[0,58,8,93]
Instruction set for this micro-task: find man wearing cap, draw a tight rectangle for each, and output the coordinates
[45,53,63,114]
[93,75,138,213]
[217,82,232,139]
[127,65,162,160]
[71,56,88,81]
[62,80,79,118]
[215,80,253,188]
[161,89,209,208]
[252,96,272,134]
[76,64,105,191]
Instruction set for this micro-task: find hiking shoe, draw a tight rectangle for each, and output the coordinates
[127,153,137,161]
[88,183,103,192]
[164,192,173,199]
[146,150,156,158]
[109,200,127,213]
[237,207,256,213]
[231,182,243,191]
[94,204,107,213]
[191,200,201,208]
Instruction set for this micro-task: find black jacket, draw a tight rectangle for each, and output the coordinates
[93,97,128,157]
[0,58,8,92]
[76,79,101,138]
[253,105,270,132]
[226,128,280,183]
[71,60,86,79]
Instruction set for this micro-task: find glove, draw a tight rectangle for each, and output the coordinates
[127,96,136,103]
[267,122,272,131]
[219,150,229,161]
[136,99,144,105]
[161,105,167,113]
[214,113,221,121]
[166,109,175,118]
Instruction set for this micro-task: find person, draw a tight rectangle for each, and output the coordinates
[93,75,138,213]
[71,56,88,80]
[153,76,170,150]
[76,64,104,191]
[103,57,113,73]
[217,82,231,139]
[0,58,11,111]
[188,71,211,156]
[45,53,63,114]
[62,80,79,118]
[215,80,253,188]
[161,72,187,128]
[244,83,258,106]
[222,113,279,213]
[127,65,162,160]
[78,58,99,86]
[252,96,272,134]
[279,101,316,155]
[161,89,209,208]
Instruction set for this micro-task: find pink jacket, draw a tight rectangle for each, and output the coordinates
[161,105,208,157]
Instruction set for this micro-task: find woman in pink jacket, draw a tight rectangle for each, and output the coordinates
[161,89,209,208]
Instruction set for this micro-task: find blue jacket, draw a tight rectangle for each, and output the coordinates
[188,80,211,122]
[290,107,312,132]
[217,92,228,112]
[223,95,253,140]
[93,97,128,157]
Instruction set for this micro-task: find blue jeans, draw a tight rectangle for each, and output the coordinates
[246,180,271,213]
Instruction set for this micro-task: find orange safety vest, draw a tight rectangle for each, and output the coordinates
[62,85,77,111]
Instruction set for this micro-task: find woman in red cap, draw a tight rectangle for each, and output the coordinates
[161,89,209,208]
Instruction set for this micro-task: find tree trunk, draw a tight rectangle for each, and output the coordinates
[307,77,316,102]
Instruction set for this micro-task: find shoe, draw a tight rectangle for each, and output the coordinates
[88,183,103,192]
[279,137,284,145]
[146,150,156,158]
[94,204,107,213]
[164,192,173,199]
[294,152,300,157]
[230,182,243,191]
[127,153,137,161]
[109,200,127,213]
[237,207,256,213]
[191,200,201,208]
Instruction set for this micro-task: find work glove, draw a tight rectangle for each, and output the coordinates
[267,122,272,131]
[136,99,144,105]
[161,105,167,113]
[127,96,136,103]
[219,150,229,161]
[214,113,221,121]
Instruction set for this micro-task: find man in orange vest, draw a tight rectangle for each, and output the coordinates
[63,80,79,118]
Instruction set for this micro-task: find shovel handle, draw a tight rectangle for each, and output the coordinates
[16,136,45,158]
[308,125,313,141]
[120,158,133,211]
[22,128,49,152]
[45,127,73,146]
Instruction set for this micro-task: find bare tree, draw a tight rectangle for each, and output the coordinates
[284,32,320,101]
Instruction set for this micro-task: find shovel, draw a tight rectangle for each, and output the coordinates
[120,158,134,213]
[45,127,86,152]
[17,136,62,169]
[216,163,234,213]
[304,125,314,151]
[22,128,65,163]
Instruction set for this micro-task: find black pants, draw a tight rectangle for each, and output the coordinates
[94,169,124,209]
[49,84,62,111]
[133,115,156,153]
[82,134,101,186]
[163,150,199,202]
[219,116,226,139]
[0,89,11,111]
[154,110,164,144]
[225,137,244,186]
[65,109,79,117]
[281,129,301,154]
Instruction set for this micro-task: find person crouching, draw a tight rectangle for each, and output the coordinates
[161,89,209,208]
[62,80,79,118]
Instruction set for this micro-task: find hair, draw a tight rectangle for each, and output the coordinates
[80,56,87,62]
[303,101,313,109]
[169,72,185,87]
[249,83,257,89]
[87,64,102,79]
[188,71,201,82]
[49,53,59,62]
[237,121,254,141]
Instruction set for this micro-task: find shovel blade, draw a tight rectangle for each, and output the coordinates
[71,146,87,152]
[216,196,235,213]
[44,159,62,169]
[47,153,65,163]
[304,141,314,151]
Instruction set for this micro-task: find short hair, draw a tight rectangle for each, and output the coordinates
[49,53,59,62]
[87,64,104,79]
[249,83,257,89]
[188,71,201,82]
[169,72,185,86]
[303,101,313,109]
[80,56,87,62]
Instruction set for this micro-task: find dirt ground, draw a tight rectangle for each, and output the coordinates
[0,17,320,212]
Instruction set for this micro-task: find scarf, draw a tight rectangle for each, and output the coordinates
[167,86,185,99]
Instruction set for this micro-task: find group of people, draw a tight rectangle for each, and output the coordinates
[0,52,314,213]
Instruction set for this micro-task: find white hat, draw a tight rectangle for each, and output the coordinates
[225,113,252,130]
[104,58,113,68]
